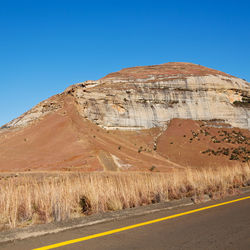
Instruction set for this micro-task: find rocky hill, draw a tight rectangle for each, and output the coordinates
[3,62,249,131]
[0,62,249,172]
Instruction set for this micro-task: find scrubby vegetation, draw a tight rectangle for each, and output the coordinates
[202,147,249,162]
[186,124,249,163]
[0,165,249,230]
[199,129,249,162]
[190,128,249,145]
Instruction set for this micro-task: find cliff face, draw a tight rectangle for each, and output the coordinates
[2,62,249,132]
[67,62,250,130]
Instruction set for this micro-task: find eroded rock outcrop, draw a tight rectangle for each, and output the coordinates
[67,62,250,130]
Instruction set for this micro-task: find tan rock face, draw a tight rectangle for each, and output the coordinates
[2,62,250,131]
[67,63,250,130]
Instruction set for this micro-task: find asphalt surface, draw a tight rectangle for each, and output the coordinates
[1,194,250,250]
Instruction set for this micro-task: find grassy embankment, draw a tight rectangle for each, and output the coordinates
[0,164,249,230]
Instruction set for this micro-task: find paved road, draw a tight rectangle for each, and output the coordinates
[1,194,250,250]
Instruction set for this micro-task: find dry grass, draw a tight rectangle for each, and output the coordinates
[0,164,249,230]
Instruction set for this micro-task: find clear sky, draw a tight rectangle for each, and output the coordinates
[0,0,249,126]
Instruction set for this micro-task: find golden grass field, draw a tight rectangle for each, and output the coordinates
[0,164,249,230]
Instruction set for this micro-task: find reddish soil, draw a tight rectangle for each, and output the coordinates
[0,96,181,172]
[102,62,233,80]
[157,119,250,168]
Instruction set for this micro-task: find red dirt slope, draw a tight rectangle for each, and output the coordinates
[157,119,249,168]
[0,95,181,172]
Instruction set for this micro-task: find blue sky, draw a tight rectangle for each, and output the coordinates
[0,0,249,126]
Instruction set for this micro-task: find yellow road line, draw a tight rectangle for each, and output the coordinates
[33,196,250,250]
